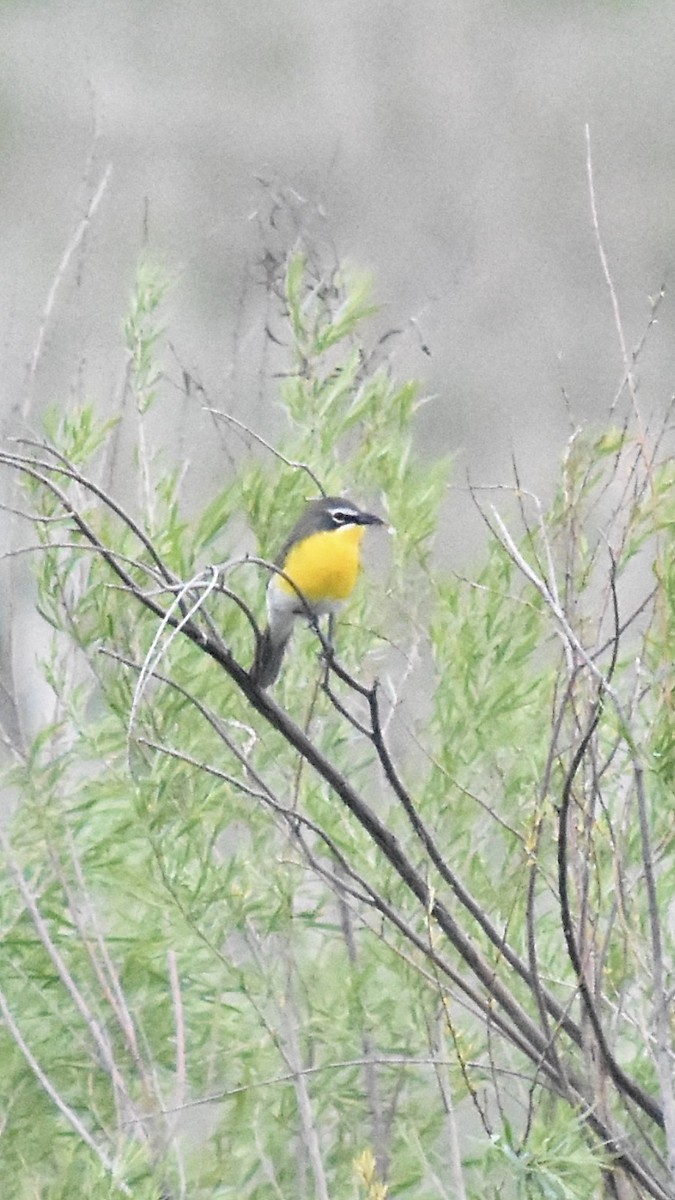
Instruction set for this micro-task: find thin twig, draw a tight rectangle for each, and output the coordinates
[0,985,131,1196]
[585,125,646,453]
[202,406,326,496]
[23,163,112,412]
[634,755,675,1173]
[556,566,664,1130]
[168,950,187,1119]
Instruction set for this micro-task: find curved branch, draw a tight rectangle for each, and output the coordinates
[557,561,664,1129]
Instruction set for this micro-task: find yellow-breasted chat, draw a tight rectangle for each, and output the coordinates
[251,495,385,688]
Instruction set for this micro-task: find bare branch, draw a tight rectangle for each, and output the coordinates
[23,163,112,413]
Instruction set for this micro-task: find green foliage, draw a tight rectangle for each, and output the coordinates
[42,404,119,465]
[1,246,673,1200]
[469,1107,609,1198]
[123,258,169,416]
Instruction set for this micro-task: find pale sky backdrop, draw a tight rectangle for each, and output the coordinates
[2,0,674,560]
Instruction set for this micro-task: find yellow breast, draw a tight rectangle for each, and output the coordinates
[279,525,365,603]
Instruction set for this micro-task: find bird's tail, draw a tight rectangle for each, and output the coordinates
[250,626,292,688]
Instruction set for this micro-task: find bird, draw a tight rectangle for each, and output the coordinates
[251,495,385,688]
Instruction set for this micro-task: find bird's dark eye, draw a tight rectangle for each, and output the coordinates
[331,508,355,526]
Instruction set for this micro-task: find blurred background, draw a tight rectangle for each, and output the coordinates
[2,0,675,552]
[1,7,672,1187]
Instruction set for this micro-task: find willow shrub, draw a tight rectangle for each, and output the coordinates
[0,246,672,1200]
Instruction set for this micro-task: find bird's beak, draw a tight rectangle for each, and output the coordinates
[358,511,385,527]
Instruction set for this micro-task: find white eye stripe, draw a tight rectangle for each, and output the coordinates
[330,508,358,525]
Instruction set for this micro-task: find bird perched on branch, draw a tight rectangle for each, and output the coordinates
[251,495,385,688]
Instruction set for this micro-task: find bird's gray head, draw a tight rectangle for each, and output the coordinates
[276,496,385,565]
[310,496,385,533]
